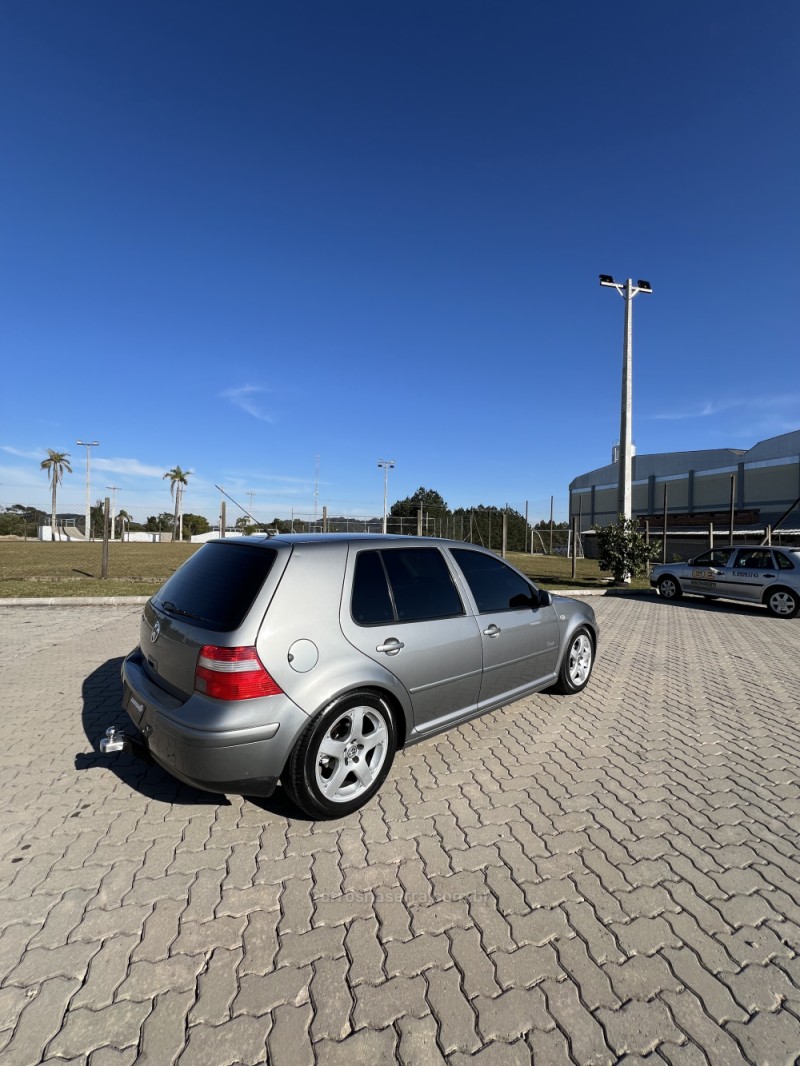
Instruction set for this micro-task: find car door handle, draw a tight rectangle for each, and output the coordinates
[764,574,775,579]
[376,639,404,655]
[483,624,501,638]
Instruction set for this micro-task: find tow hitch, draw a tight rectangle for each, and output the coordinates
[98,726,152,762]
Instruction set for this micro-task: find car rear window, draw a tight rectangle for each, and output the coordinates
[154,542,278,632]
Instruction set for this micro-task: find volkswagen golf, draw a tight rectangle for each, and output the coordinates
[103,534,598,818]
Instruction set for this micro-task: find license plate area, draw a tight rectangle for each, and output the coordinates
[123,684,147,726]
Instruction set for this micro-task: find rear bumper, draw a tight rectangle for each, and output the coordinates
[119,648,309,797]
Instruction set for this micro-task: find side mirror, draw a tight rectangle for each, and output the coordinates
[687,558,695,566]
[538,589,552,608]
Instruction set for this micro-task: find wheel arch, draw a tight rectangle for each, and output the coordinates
[657,572,682,595]
[315,684,409,752]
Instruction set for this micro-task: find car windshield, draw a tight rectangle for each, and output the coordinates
[154,542,277,632]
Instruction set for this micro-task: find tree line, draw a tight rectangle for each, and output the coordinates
[390,487,568,552]
[24,457,568,550]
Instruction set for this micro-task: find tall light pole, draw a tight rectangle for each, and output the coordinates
[76,439,99,540]
[106,485,120,541]
[599,276,652,519]
[378,459,395,534]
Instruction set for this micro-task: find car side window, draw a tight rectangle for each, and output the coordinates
[776,552,795,571]
[451,549,537,613]
[734,550,773,569]
[351,550,394,625]
[693,550,731,567]
[351,547,464,625]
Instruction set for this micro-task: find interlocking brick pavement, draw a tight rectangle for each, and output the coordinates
[1,595,800,1064]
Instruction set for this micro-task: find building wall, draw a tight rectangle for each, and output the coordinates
[569,430,800,531]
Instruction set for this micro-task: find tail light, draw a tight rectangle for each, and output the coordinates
[195,645,283,701]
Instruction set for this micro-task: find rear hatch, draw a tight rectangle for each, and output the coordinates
[140,540,284,700]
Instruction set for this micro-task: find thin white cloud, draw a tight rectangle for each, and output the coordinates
[650,393,800,422]
[221,385,273,422]
[1,445,52,460]
[650,400,736,421]
[93,457,166,478]
[0,464,43,487]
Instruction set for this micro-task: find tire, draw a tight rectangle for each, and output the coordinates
[283,690,397,818]
[657,575,682,601]
[765,586,799,619]
[551,627,595,695]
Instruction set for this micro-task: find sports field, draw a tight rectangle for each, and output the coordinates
[0,539,635,598]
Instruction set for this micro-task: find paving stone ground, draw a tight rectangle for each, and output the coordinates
[1,595,800,1065]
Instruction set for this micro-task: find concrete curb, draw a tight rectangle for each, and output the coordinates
[0,596,151,607]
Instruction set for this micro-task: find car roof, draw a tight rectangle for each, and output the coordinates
[215,533,484,549]
[698,544,799,553]
[714,544,796,550]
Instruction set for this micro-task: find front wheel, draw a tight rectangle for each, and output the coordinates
[657,575,682,600]
[552,628,594,695]
[283,691,397,818]
[765,587,799,618]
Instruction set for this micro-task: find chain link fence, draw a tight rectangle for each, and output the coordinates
[2,498,571,553]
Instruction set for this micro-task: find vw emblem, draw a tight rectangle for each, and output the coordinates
[151,620,161,644]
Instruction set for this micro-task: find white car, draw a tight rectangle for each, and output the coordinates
[651,544,800,617]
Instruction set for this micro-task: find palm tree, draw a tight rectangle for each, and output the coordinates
[41,450,73,541]
[163,466,190,540]
[117,509,131,541]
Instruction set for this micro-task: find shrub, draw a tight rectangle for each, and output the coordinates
[594,517,657,583]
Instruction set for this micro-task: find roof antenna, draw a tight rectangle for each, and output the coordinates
[214,484,273,535]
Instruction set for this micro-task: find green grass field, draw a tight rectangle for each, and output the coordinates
[0,541,200,597]
[0,539,650,598]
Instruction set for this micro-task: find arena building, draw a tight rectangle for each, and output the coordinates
[569,428,800,536]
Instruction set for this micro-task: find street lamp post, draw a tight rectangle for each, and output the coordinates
[76,439,100,540]
[106,485,120,542]
[378,459,395,534]
[599,276,652,519]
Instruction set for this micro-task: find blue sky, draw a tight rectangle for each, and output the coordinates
[1,1,798,525]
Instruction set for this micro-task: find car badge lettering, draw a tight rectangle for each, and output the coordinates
[151,621,161,644]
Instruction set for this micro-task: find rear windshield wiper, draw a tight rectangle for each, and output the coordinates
[158,600,211,623]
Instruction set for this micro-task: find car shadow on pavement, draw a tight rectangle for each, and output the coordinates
[76,656,309,819]
[77,655,225,806]
[652,595,771,619]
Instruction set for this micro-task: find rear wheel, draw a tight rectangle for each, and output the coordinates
[552,628,594,694]
[283,691,396,818]
[765,587,799,618]
[657,575,682,601]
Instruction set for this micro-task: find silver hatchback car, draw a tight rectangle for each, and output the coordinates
[105,534,598,818]
[651,544,800,617]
